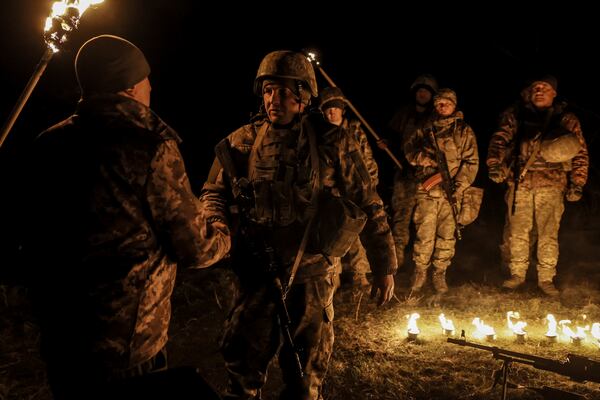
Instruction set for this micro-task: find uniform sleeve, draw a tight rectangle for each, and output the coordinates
[562,113,589,187]
[357,126,379,187]
[487,107,518,169]
[404,127,437,169]
[147,140,230,268]
[338,133,397,276]
[453,124,479,193]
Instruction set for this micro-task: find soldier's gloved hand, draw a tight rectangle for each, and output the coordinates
[488,164,506,183]
[566,184,583,202]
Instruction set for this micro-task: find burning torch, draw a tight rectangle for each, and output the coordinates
[305,51,404,171]
[0,0,104,150]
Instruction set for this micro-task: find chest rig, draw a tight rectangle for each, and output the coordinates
[248,122,311,226]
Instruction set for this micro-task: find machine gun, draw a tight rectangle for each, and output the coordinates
[214,138,304,378]
[426,125,462,240]
[448,333,599,400]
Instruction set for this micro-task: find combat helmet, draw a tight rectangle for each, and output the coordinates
[410,74,439,94]
[540,131,581,163]
[319,86,346,111]
[254,50,318,98]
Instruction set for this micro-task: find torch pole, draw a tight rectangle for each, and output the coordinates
[315,65,403,170]
[0,47,54,150]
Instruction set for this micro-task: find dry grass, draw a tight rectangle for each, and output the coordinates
[1,269,599,400]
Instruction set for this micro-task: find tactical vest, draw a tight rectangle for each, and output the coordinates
[248,122,310,227]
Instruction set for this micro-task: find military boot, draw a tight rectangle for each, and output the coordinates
[410,268,427,293]
[501,275,525,290]
[432,269,448,294]
[538,281,560,297]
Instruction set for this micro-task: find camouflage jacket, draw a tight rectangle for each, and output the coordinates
[343,118,379,187]
[388,104,433,178]
[27,94,230,370]
[201,113,396,280]
[404,111,479,195]
[487,101,588,190]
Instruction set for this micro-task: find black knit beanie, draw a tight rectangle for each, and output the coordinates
[75,35,150,95]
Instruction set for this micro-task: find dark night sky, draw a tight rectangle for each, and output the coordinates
[1,2,599,273]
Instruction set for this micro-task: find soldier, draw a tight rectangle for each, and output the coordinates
[404,88,479,294]
[201,50,396,399]
[319,86,378,288]
[487,75,588,296]
[23,35,230,399]
[384,74,438,269]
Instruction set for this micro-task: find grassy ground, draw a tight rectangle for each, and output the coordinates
[1,267,599,400]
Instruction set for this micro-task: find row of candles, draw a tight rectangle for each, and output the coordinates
[404,312,600,347]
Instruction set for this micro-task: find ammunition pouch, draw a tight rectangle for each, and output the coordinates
[311,193,367,257]
[457,186,484,226]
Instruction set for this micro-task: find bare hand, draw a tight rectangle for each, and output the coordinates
[370,274,395,306]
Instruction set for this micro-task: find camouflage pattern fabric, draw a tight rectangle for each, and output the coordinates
[201,112,396,399]
[26,94,230,393]
[487,101,588,281]
[222,274,336,400]
[388,105,433,267]
[404,111,479,273]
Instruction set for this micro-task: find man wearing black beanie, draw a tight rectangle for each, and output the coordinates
[22,35,230,399]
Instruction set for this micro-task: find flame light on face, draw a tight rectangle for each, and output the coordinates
[438,313,455,336]
[44,0,104,52]
[472,318,496,341]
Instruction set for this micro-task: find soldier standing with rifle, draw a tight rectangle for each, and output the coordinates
[487,75,588,297]
[200,50,396,400]
[404,89,479,294]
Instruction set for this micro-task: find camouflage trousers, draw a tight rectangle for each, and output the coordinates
[412,189,456,272]
[340,238,369,282]
[222,273,336,400]
[391,175,417,268]
[506,185,564,282]
[500,186,537,266]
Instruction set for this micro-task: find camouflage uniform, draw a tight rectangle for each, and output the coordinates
[487,100,588,289]
[202,111,396,399]
[339,118,378,285]
[404,110,479,291]
[26,94,230,397]
[388,75,437,268]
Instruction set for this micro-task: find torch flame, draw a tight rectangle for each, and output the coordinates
[472,318,496,339]
[439,313,455,334]
[44,0,105,52]
[559,320,589,340]
[406,313,420,334]
[507,311,527,335]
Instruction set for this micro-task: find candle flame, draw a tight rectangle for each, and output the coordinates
[545,314,558,337]
[507,311,527,335]
[559,320,589,340]
[472,317,495,339]
[439,313,455,334]
[407,313,420,335]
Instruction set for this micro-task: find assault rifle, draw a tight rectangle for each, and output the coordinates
[448,333,599,400]
[215,138,304,378]
[426,125,462,240]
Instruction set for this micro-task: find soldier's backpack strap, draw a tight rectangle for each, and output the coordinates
[285,115,322,293]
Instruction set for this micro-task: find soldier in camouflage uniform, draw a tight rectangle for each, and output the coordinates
[404,89,479,294]
[384,74,438,269]
[201,51,396,399]
[487,75,588,296]
[319,86,378,288]
[24,35,230,399]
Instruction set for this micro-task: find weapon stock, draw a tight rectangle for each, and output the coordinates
[427,126,462,240]
[215,138,304,378]
[448,336,599,400]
